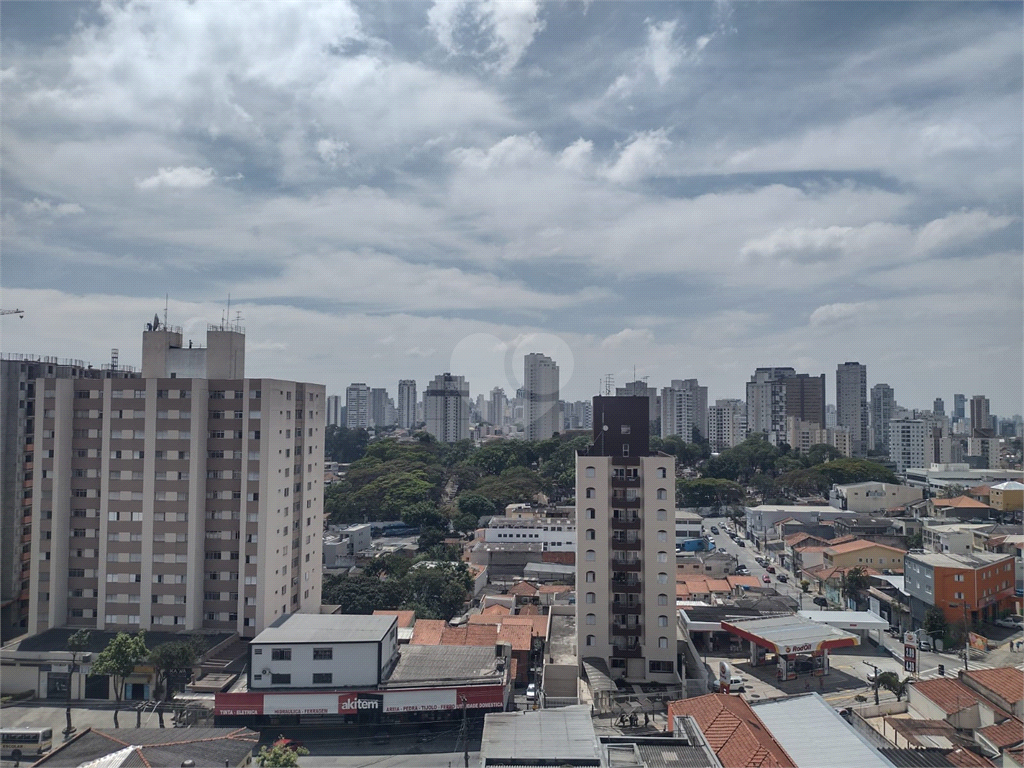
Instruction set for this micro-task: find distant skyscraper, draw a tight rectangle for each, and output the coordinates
[326,394,342,427]
[746,367,795,441]
[369,387,391,428]
[576,396,677,684]
[970,395,992,435]
[345,383,370,429]
[398,380,417,430]
[488,387,507,427]
[825,404,837,428]
[566,400,593,430]
[933,398,945,416]
[953,394,966,420]
[524,353,560,441]
[889,418,928,474]
[782,373,826,430]
[708,399,746,451]
[870,383,895,452]
[836,362,869,457]
[424,373,470,443]
[660,379,708,442]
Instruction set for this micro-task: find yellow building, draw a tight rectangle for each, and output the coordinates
[822,539,906,572]
[990,481,1024,512]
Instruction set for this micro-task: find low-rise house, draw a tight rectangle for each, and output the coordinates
[830,482,924,513]
[923,522,993,555]
[822,539,906,572]
[960,667,1024,718]
[667,693,796,767]
[909,676,1013,730]
[928,496,998,522]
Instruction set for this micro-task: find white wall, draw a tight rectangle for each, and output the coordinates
[251,642,380,689]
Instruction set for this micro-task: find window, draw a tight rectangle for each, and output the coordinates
[585,488,595,498]
[620,425,631,434]
[586,529,596,540]
[657,509,667,521]
[658,637,669,649]
[313,648,333,660]
[657,572,668,584]
[586,571,596,583]
[586,635,596,646]
[649,660,673,673]
[954,574,965,582]
[658,467,667,478]
[657,552,668,563]
[657,489,667,500]
[658,594,668,605]
[586,592,596,604]
[271,674,291,685]
[622,444,630,456]
[271,648,291,661]
[586,613,596,625]
[657,530,668,542]
[312,673,333,684]
[585,550,596,562]
[658,615,669,627]
[585,466,595,478]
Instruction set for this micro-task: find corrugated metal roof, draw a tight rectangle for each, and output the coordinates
[252,613,396,644]
[751,693,894,768]
[481,706,601,764]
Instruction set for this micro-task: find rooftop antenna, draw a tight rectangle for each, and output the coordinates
[603,374,614,396]
[163,294,169,329]
[110,348,119,370]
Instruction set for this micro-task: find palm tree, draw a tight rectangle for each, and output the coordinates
[840,566,869,607]
[876,671,911,702]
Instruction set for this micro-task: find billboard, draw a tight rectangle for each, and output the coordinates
[968,632,987,653]
[216,685,505,717]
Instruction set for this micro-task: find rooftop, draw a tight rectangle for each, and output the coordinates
[977,717,1024,749]
[962,667,1024,706]
[752,693,893,768]
[481,705,601,766]
[934,496,994,509]
[906,551,1014,569]
[372,609,416,628]
[911,677,1012,717]
[667,694,796,768]
[825,539,907,555]
[721,614,860,655]
[385,644,506,688]
[33,727,258,768]
[252,613,396,645]
[8,628,234,655]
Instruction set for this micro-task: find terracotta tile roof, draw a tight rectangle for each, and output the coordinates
[785,532,829,547]
[496,623,533,652]
[913,678,1012,717]
[518,603,541,615]
[825,539,907,555]
[727,575,762,589]
[468,614,502,626]
[704,578,732,593]
[970,485,992,496]
[503,615,549,639]
[482,603,512,615]
[508,581,539,596]
[538,584,572,594]
[937,496,993,509]
[978,718,1024,749]
[372,609,416,628]
[1004,745,1024,768]
[946,748,997,767]
[963,667,1024,706]
[827,534,859,545]
[410,619,445,645]
[667,694,796,768]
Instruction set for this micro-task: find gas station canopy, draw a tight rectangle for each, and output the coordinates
[796,611,889,631]
[721,614,860,655]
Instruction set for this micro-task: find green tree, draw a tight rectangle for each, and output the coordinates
[876,671,911,702]
[149,638,204,703]
[401,501,447,531]
[924,605,949,639]
[840,566,869,605]
[800,580,811,593]
[806,443,844,466]
[90,631,149,728]
[456,492,497,520]
[324,424,369,463]
[775,468,830,496]
[256,740,309,767]
[64,629,91,737]
[321,574,385,613]
[815,458,897,486]
[676,478,744,508]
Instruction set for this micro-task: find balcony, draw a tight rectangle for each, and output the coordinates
[611,538,642,552]
[612,624,642,637]
[612,602,643,615]
[611,497,642,509]
[611,476,641,488]
[611,579,642,593]
[611,516,641,531]
[612,560,642,573]
[611,645,643,658]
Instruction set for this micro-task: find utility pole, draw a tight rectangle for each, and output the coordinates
[959,600,970,671]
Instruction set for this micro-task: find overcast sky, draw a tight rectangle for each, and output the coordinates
[2,1,1021,415]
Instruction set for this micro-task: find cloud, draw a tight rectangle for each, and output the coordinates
[913,209,1016,254]
[603,129,672,183]
[601,328,654,350]
[22,198,84,216]
[427,0,545,73]
[809,302,872,327]
[316,138,351,168]
[644,19,683,86]
[137,166,216,190]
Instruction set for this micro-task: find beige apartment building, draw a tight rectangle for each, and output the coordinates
[27,320,325,638]
[577,396,678,684]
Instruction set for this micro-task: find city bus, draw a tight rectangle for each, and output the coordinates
[1,727,54,761]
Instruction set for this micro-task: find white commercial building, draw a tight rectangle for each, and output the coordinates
[326,395,342,428]
[250,613,399,690]
[423,373,470,443]
[483,516,576,552]
[828,482,923,513]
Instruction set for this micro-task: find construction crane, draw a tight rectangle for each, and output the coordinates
[0,308,25,318]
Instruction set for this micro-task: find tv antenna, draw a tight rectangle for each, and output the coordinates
[603,374,614,396]
[163,294,169,329]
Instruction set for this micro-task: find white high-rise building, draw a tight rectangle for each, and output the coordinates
[577,397,678,684]
[424,373,470,443]
[660,379,708,442]
[326,395,342,428]
[836,362,869,457]
[488,387,508,427]
[889,418,928,474]
[397,380,417,430]
[27,320,324,638]
[524,353,560,442]
[708,399,746,451]
[345,383,370,429]
[746,367,796,442]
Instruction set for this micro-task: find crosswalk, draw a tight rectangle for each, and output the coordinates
[916,660,1024,679]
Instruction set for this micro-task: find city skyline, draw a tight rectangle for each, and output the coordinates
[2,2,1021,414]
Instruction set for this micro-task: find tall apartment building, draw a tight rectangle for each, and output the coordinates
[26,321,324,639]
[616,380,660,426]
[970,395,992,435]
[870,383,895,453]
[953,394,966,420]
[397,380,417,430]
[825,404,837,428]
[325,395,342,428]
[746,367,794,441]
[1,354,140,641]
[889,418,928,474]
[524,354,560,442]
[487,387,507,427]
[565,400,593,431]
[660,379,708,442]
[576,397,677,684]
[784,373,826,431]
[369,387,393,428]
[708,399,746,452]
[933,398,945,416]
[424,373,469,443]
[785,417,852,457]
[345,383,370,430]
[836,362,869,457]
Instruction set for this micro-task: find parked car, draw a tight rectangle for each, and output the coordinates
[777,573,788,583]
[525,683,537,701]
[766,565,776,574]
[762,574,771,584]
[795,656,814,673]
[994,616,1022,629]
[813,596,828,608]
[727,675,745,692]
[737,540,746,548]
[710,526,720,535]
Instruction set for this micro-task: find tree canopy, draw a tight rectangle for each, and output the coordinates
[90,631,149,727]
[323,559,472,620]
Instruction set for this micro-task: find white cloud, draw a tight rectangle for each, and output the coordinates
[22,198,84,216]
[601,328,653,350]
[603,129,672,183]
[316,138,351,168]
[558,138,594,173]
[809,302,872,327]
[137,166,216,190]
[913,209,1016,254]
[644,20,683,86]
[427,0,545,73]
